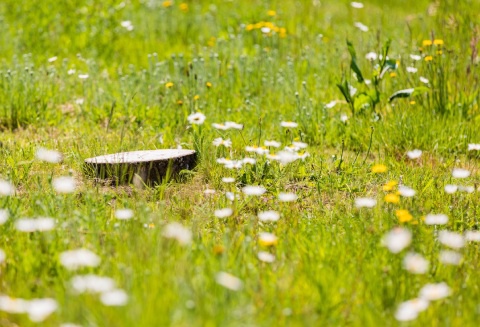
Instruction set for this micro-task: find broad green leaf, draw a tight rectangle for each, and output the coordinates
[337,80,352,103]
[347,40,364,83]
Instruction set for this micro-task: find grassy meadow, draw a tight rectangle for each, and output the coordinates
[1,0,480,325]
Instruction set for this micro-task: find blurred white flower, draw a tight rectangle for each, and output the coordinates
[444,184,458,194]
[340,114,349,122]
[261,27,271,34]
[419,282,450,301]
[438,230,464,249]
[410,54,422,61]
[162,222,192,245]
[351,2,364,8]
[354,22,368,32]
[292,141,308,150]
[354,197,377,208]
[204,189,216,195]
[78,74,89,79]
[468,143,480,151]
[280,121,298,128]
[383,228,412,253]
[0,249,5,263]
[242,157,256,165]
[439,250,462,265]
[36,147,62,163]
[452,168,470,178]
[100,289,129,306]
[257,251,275,263]
[399,186,416,197]
[265,140,281,148]
[0,209,9,224]
[27,298,58,322]
[406,66,418,73]
[225,121,243,129]
[48,56,57,63]
[403,253,429,274]
[71,275,116,294]
[465,230,480,242]
[120,20,134,31]
[0,295,29,314]
[349,84,357,96]
[214,208,233,218]
[406,149,422,159]
[419,76,429,84]
[67,69,76,75]
[75,98,84,105]
[222,177,235,183]
[60,248,101,270]
[213,137,232,148]
[242,185,266,196]
[424,213,448,225]
[15,217,55,232]
[115,209,134,220]
[325,100,337,108]
[395,298,429,322]
[258,210,280,222]
[0,180,15,196]
[365,52,377,61]
[187,112,206,125]
[276,151,298,165]
[278,192,297,202]
[52,176,76,194]
[215,272,243,291]
[458,185,475,193]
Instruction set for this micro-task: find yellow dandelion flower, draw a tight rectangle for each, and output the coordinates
[425,55,433,61]
[422,40,432,46]
[410,100,416,105]
[165,82,174,88]
[436,50,443,55]
[372,164,387,173]
[162,1,172,8]
[213,245,225,255]
[177,100,183,105]
[383,180,398,191]
[433,39,444,46]
[179,3,189,12]
[267,10,276,17]
[193,95,200,100]
[148,223,155,228]
[390,72,397,77]
[396,209,413,223]
[385,193,400,204]
[246,24,254,31]
[206,82,212,88]
[254,22,265,29]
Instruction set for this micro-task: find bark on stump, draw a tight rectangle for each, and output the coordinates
[84,149,196,186]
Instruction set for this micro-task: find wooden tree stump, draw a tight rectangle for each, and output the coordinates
[84,149,197,186]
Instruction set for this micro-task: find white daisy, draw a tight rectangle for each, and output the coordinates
[278,192,297,202]
[115,209,134,220]
[258,210,280,222]
[406,149,422,159]
[36,147,62,163]
[438,230,464,249]
[52,176,76,194]
[403,252,429,274]
[354,197,377,208]
[257,251,275,263]
[382,228,412,253]
[187,112,206,125]
[354,22,368,32]
[439,250,462,265]
[419,282,451,301]
[280,121,298,128]
[424,213,448,225]
[452,168,470,178]
[214,208,233,218]
[0,209,9,225]
[0,180,15,196]
[162,222,192,245]
[242,185,266,196]
[100,289,129,306]
[60,248,101,270]
[215,272,243,291]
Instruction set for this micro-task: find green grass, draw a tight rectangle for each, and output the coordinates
[1,0,480,325]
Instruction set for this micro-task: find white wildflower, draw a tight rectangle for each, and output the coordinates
[257,251,275,263]
[242,158,256,165]
[383,228,412,253]
[0,209,9,224]
[468,143,480,151]
[458,185,475,193]
[354,22,368,32]
[403,253,429,274]
[15,217,55,232]
[0,249,5,263]
[395,298,429,322]
[36,147,63,163]
[27,298,58,322]
[351,2,364,8]
[406,149,422,159]
[465,230,480,242]
[258,210,280,222]
[280,121,298,128]
[424,213,448,225]
[221,177,235,183]
[340,114,348,122]
[452,168,470,178]
[278,192,297,202]
[225,121,243,129]
[444,184,458,194]
[410,54,422,61]
[187,112,206,125]
[354,197,377,208]
[115,209,134,220]
[162,222,192,245]
[60,248,101,270]
[214,208,233,218]
[78,74,89,79]
[365,52,377,61]
[419,76,429,84]
[242,185,266,196]
[265,140,281,148]
[438,230,464,249]
[0,180,15,196]
[215,272,243,291]
[419,282,451,301]
[439,250,462,265]
[71,275,116,294]
[52,176,76,194]
[120,20,134,31]
[100,289,129,306]
[213,137,232,148]
[325,100,337,108]
[399,186,416,197]
[406,66,418,73]
[48,56,57,63]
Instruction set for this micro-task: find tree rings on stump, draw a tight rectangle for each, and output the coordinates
[84,149,196,186]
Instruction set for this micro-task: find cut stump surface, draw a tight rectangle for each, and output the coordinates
[84,149,196,186]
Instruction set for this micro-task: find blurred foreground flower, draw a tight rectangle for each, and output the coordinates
[162,222,192,245]
[60,249,101,270]
[215,272,243,291]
